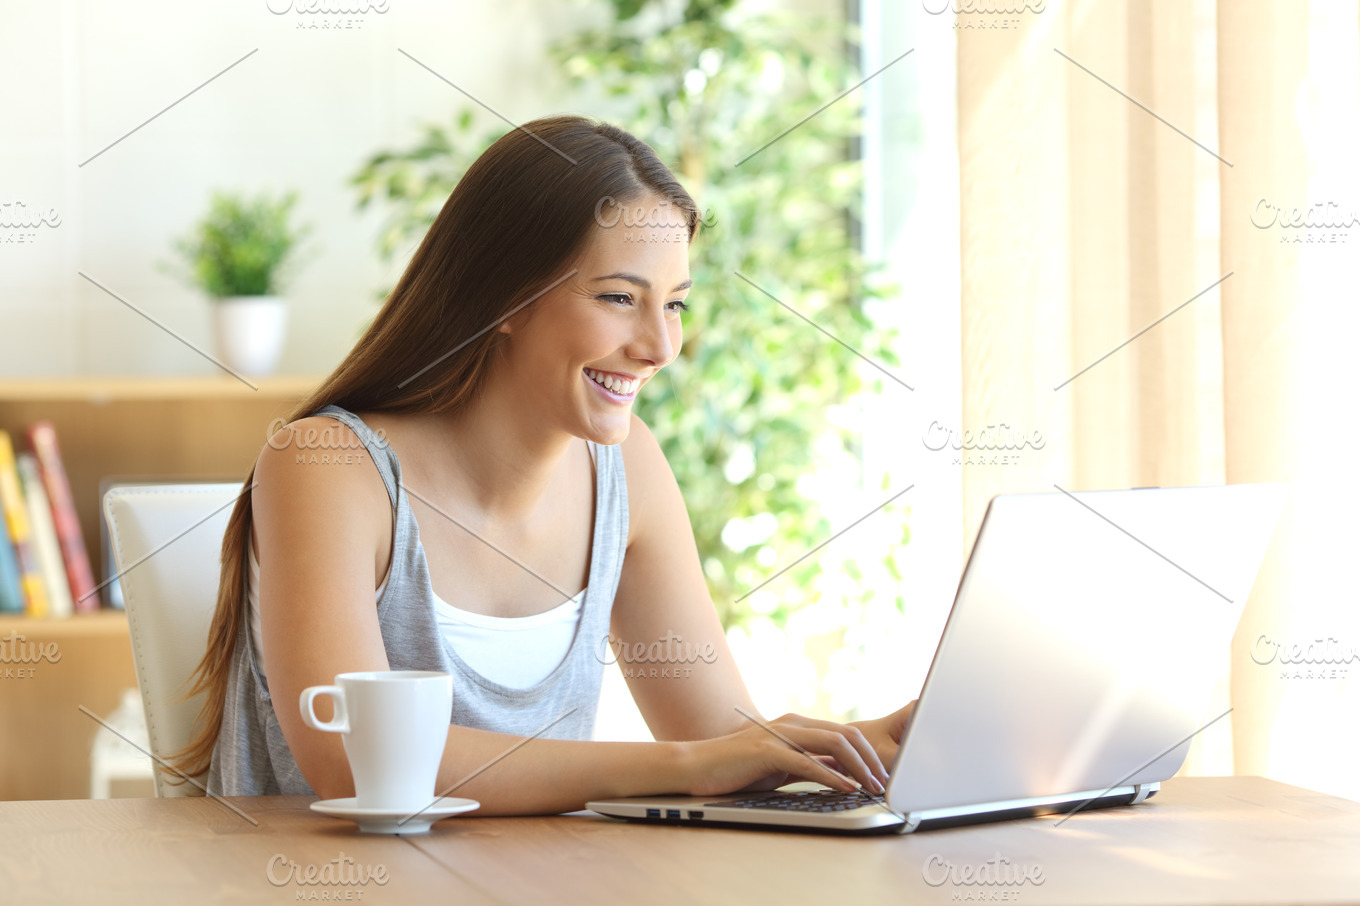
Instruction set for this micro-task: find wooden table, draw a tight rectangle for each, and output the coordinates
[0,777,1356,905]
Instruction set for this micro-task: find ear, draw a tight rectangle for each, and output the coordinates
[497,308,521,335]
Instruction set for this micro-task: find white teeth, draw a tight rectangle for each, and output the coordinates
[586,369,637,396]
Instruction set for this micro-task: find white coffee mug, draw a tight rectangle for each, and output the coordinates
[300,670,453,811]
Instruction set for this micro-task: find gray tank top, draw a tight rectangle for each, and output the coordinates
[207,404,628,796]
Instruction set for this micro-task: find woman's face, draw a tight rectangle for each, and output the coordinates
[496,193,692,446]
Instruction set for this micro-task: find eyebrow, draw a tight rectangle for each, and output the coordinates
[591,271,693,293]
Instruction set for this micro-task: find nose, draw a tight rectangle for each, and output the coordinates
[628,304,678,369]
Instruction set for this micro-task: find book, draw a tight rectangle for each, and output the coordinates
[0,501,24,613]
[27,421,98,612]
[0,430,48,617]
[17,453,74,618]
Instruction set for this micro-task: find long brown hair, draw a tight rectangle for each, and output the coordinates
[174,116,700,780]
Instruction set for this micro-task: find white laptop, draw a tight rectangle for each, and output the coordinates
[588,483,1288,834]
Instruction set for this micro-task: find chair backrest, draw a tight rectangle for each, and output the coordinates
[103,482,244,798]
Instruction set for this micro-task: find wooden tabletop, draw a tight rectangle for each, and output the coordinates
[1,776,1356,905]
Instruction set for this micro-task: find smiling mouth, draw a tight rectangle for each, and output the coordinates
[584,368,640,397]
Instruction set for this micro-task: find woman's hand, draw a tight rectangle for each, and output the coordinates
[677,712,890,798]
[848,700,918,772]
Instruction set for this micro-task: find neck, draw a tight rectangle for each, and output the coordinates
[431,382,579,522]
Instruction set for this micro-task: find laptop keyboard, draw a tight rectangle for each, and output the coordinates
[708,790,881,812]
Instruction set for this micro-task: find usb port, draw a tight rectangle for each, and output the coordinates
[646,808,660,818]
[666,809,681,819]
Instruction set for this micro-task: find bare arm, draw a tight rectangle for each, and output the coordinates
[255,418,392,797]
[610,414,757,740]
[607,415,892,794]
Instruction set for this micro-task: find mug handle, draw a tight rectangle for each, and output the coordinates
[299,685,349,733]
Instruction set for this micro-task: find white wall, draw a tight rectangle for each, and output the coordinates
[0,0,593,376]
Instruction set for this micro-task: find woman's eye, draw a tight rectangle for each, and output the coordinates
[598,293,688,313]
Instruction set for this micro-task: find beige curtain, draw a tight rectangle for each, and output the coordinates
[956,0,1359,798]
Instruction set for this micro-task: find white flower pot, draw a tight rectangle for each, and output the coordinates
[213,295,288,376]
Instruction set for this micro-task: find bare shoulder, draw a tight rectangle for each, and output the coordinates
[252,415,392,563]
[255,415,388,492]
[618,412,675,491]
[617,412,681,546]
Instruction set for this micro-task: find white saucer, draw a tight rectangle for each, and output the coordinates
[310,796,480,834]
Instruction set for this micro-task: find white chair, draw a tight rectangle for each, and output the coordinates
[103,482,245,798]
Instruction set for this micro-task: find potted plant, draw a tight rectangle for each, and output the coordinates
[172,190,312,376]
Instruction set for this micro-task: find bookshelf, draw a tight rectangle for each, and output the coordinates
[0,375,320,799]
[0,611,140,799]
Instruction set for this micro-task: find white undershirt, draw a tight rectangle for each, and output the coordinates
[246,534,584,689]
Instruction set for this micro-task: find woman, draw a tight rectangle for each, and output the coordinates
[185,115,915,813]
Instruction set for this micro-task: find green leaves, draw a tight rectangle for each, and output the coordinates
[566,7,899,628]
[172,190,311,299]
[349,113,494,261]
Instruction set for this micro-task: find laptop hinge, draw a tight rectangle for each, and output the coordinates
[895,814,923,834]
[1129,783,1157,804]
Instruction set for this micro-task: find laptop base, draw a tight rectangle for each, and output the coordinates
[589,783,1159,835]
